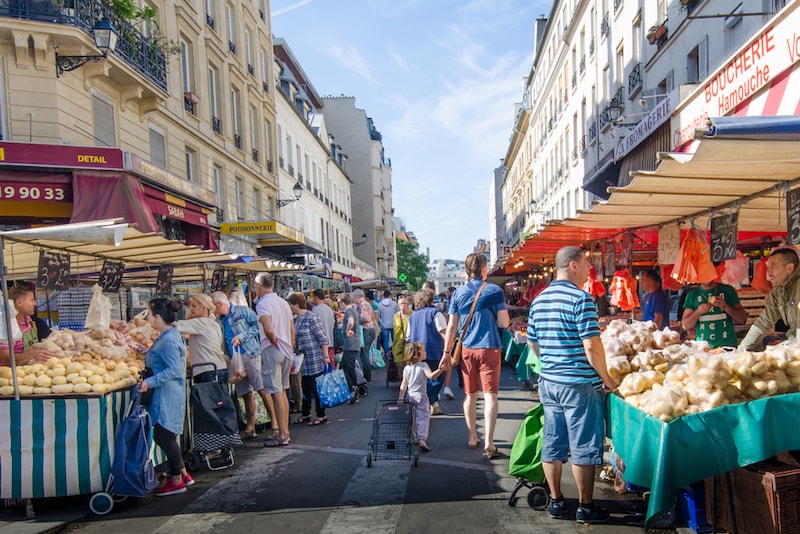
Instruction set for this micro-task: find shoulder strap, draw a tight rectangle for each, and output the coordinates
[457,282,488,342]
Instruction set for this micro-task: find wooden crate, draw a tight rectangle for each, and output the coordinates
[705,459,800,534]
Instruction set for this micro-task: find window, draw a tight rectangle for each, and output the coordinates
[204,0,215,29]
[185,146,197,181]
[235,177,244,220]
[226,4,236,54]
[231,87,241,148]
[264,119,273,166]
[149,126,166,167]
[180,39,193,93]
[92,92,115,147]
[245,29,253,74]
[615,45,624,88]
[209,66,220,133]
[725,5,744,55]
[656,0,666,24]
[253,187,262,218]
[260,49,269,91]
[686,37,707,84]
[249,104,259,161]
[141,2,158,39]
[0,67,6,139]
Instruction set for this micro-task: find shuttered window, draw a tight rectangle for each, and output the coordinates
[92,94,115,147]
[149,127,166,167]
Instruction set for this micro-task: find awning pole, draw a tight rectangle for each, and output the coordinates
[0,236,20,400]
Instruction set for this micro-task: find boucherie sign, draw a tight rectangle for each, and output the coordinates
[672,3,800,148]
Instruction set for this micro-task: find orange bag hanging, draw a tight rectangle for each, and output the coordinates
[661,265,684,291]
[610,270,639,311]
[751,257,772,294]
[694,231,719,283]
[582,267,607,298]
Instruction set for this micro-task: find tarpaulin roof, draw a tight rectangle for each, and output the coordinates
[498,116,800,271]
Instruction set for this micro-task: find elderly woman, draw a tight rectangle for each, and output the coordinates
[175,294,227,383]
[287,293,329,426]
[138,298,191,496]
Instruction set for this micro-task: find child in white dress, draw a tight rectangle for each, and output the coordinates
[398,342,445,452]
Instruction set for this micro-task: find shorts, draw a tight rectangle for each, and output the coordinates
[460,347,501,395]
[261,345,292,393]
[235,352,263,396]
[539,378,606,465]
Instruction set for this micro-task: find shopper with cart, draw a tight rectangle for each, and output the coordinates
[176,294,228,383]
[397,342,446,452]
[287,292,329,426]
[137,298,191,497]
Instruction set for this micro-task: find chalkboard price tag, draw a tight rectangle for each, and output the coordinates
[710,213,738,263]
[787,188,800,245]
[156,265,174,296]
[37,250,70,290]
[211,268,226,292]
[98,260,124,292]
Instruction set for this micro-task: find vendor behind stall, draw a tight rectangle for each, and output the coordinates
[739,247,800,350]
[681,279,747,349]
[0,285,54,365]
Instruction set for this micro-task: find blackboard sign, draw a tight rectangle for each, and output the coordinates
[156,265,174,296]
[788,188,800,245]
[98,260,124,292]
[37,250,70,290]
[211,268,226,292]
[710,213,738,263]
[225,270,237,291]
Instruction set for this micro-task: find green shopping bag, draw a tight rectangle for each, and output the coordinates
[508,404,545,482]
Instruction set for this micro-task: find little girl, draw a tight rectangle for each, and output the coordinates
[398,342,445,452]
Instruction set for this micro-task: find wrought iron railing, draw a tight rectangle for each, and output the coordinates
[0,0,167,91]
[233,133,241,149]
[247,63,254,76]
[614,0,623,12]
[262,81,269,93]
[205,14,214,30]
[600,12,609,38]
[628,63,642,95]
[588,121,597,142]
[228,41,236,54]
[183,95,194,114]
[589,38,595,56]
[571,73,577,90]
[252,148,258,162]
[579,56,585,74]
[212,116,221,134]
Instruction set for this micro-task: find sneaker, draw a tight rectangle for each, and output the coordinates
[183,473,195,487]
[576,502,610,524]
[548,497,566,519]
[431,402,443,416]
[154,479,186,497]
[443,387,454,400]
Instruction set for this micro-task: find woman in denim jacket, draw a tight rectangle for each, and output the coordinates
[138,298,190,496]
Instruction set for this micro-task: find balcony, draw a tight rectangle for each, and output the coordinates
[262,81,269,93]
[571,73,577,90]
[266,160,273,172]
[279,155,284,168]
[614,0,623,12]
[183,95,195,114]
[233,133,241,149]
[628,63,642,96]
[579,135,588,155]
[211,116,221,134]
[579,56,585,74]
[600,12,609,38]
[5,0,168,91]
[205,14,214,30]
[589,38,595,57]
[247,63,254,76]
[588,121,597,142]
[288,165,294,177]
[228,41,236,55]
[252,148,258,162]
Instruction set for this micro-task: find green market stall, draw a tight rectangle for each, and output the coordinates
[607,393,800,528]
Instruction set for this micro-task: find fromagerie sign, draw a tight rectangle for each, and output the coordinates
[672,3,800,148]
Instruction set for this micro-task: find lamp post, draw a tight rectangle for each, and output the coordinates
[55,19,118,77]
[353,232,368,247]
[603,101,624,123]
[277,181,303,207]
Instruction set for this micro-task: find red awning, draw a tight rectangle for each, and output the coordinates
[70,172,159,233]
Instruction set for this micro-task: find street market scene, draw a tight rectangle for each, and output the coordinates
[2,0,800,533]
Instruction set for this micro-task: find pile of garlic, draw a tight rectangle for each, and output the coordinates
[0,356,140,396]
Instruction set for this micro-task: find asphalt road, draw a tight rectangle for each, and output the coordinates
[0,362,684,534]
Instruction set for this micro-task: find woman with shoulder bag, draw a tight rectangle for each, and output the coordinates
[137,298,193,495]
[287,293,329,426]
[443,253,509,458]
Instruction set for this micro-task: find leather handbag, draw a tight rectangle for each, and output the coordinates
[450,282,487,366]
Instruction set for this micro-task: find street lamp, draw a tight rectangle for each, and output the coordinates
[353,232,368,247]
[55,19,118,77]
[277,181,303,207]
[603,101,624,123]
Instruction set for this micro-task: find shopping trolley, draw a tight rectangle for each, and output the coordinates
[366,400,419,467]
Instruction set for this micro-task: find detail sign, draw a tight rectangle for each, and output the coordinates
[0,141,123,169]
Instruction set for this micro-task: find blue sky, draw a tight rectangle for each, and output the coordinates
[271,0,550,261]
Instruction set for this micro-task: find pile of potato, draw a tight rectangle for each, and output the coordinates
[0,356,140,396]
[605,320,800,421]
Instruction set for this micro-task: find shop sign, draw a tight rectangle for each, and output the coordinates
[614,90,676,161]
[0,142,123,169]
[222,220,303,243]
[126,153,217,207]
[672,3,800,148]
[0,181,71,202]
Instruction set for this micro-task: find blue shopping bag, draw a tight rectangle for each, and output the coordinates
[316,365,351,408]
[111,393,159,497]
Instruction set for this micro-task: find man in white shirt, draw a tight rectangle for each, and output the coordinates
[311,289,335,364]
[254,272,295,447]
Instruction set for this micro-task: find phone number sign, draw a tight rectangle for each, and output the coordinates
[0,182,71,202]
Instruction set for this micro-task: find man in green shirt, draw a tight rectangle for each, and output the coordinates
[681,280,747,348]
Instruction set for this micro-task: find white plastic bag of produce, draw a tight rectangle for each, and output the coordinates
[85,284,111,331]
[0,299,23,341]
[230,286,248,307]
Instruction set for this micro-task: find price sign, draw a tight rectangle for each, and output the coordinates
[98,260,124,292]
[211,268,226,292]
[788,188,800,245]
[710,213,739,262]
[156,265,174,296]
[37,250,70,290]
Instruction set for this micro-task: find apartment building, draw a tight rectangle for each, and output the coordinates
[497,0,791,257]
[0,0,279,256]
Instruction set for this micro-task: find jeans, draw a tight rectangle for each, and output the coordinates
[360,328,375,382]
[301,372,325,418]
[426,358,446,404]
[381,327,394,357]
[341,350,359,389]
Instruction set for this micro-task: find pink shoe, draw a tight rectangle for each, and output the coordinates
[154,479,186,496]
[183,473,195,487]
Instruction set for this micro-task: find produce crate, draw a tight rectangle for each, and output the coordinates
[678,484,711,533]
[705,459,800,534]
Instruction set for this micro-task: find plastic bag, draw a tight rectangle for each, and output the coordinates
[751,257,772,294]
[291,353,304,374]
[369,343,385,369]
[315,366,350,408]
[230,286,248,307]
[85,284,111,331]
[0,299,23,341]
[721,251,750,289]
[228,347,246,384]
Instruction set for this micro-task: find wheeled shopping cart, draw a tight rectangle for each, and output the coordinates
[507,403,550,510]
[366,400,419,467]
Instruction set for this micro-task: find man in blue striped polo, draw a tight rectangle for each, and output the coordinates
[527,246,618,524]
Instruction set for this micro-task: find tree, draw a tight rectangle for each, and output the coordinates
[395,238,428,292]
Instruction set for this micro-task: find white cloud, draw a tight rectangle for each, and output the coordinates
[271,0,313,17]
[327,43,381,86]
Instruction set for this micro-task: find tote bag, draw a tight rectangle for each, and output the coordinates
[316,366,350,408]
[111,393,159,497]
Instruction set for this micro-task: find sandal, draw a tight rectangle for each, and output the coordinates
[482,447,505,459]
[308,417,327,426]
[263,436,291,447]
[294,416,311,424]
[241,430,258,440]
